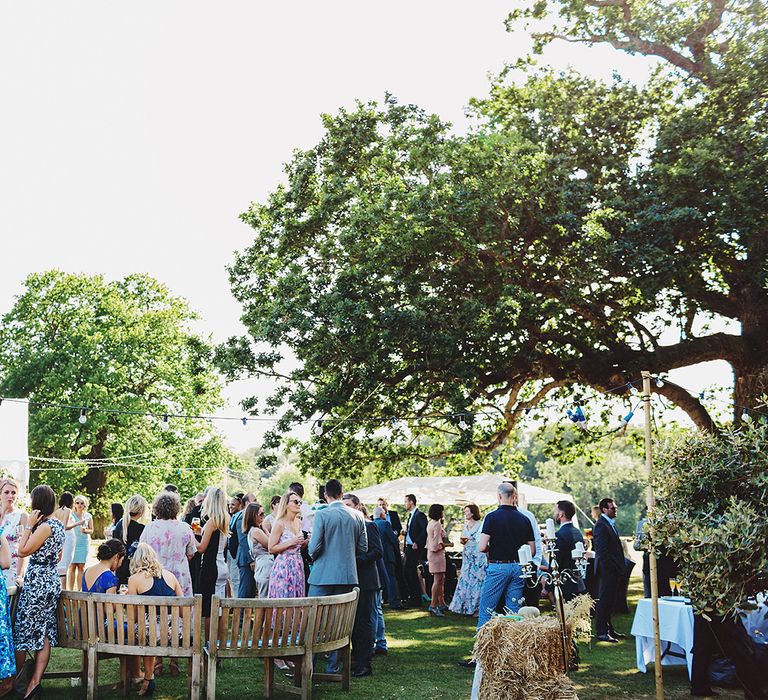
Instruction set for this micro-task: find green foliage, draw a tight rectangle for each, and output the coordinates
[224,2,768,479]
[651,421,768,616]
[256,464,318,506]
[0,271,235,517]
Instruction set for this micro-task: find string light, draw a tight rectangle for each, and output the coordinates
[655,377,665,388]
[160,414,170,431]
[457,415,470,431]
[241,417,248,428]
[742,410,752,422]
[78,408,87,425]
[620,409,635,426]
[566,404,587,429]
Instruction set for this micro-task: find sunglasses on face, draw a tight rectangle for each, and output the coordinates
[289,499,302,505]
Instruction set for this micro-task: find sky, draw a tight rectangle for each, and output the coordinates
[0,1,733,452]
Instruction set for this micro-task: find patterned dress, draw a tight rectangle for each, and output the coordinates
[140,519,197,596]
[14,518,65,650]
[268,525,305,598]
[0,527,15,679]
[449,520,487,615]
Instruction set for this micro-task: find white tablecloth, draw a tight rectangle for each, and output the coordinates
[631,597,694,678]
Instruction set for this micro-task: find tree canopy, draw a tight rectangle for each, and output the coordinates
[0,271,237,513]
[223,0,768,481]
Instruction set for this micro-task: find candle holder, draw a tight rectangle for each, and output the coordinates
[519,534,587,674]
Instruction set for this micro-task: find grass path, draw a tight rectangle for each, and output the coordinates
[40,581,740,699]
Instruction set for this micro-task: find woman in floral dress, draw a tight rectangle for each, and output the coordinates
[139,490,196,596]
[449,503,487,616]
[267,492,307,598]
[14,485,65,699]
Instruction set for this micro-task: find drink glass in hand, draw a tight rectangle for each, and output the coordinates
[119,584,128,595]
[191,517,201,534]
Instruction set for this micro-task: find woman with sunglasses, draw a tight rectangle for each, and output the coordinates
[68,495,93,591]
[245,502,273,598]
[267,492,307,599]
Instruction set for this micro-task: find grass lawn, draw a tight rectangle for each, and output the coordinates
[39,581,741,699]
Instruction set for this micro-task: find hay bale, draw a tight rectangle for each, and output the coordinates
[473,595,593,700]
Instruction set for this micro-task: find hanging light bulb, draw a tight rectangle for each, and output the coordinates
[620,410,635,426]
[567,404,588,429]
[629,383,639,396]
[655,378,664,388]
[457,415,470,431]
[742,410,752,423]
[391,417,400,430]
[241,417,248,429]
[78,408,87,425]
[161,414,170,431]
[524,407,532,415]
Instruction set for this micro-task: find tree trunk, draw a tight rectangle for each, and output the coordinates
[80,428,108,504]
[733,363,768,424]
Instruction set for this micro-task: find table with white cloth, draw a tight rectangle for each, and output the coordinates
[631,597,694,678]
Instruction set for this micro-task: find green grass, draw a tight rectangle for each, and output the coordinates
[39,582,741,699]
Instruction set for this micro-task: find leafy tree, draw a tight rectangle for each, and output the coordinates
[223,1,767,479]
[651,421,768,616]
[0,271,234,516]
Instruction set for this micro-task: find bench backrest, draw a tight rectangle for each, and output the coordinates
[59,591,202,658]
[210,588,359,657]
[58,590,91,651]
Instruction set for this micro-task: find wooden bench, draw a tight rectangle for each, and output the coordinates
[57,590,203,700]
[205,589,359,700]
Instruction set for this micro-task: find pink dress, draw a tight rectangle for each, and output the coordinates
[426,520,447,574]
[268,526,305,598]
[139,519,197,596]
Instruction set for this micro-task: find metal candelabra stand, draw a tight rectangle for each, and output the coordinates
[519,536,587,674]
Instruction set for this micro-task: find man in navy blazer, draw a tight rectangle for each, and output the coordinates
[553,500,585,602]
[403,494,428,606]
[593,497,625,642]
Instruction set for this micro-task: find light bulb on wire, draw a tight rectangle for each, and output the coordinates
[742,410,752,423]
[457,416,470,431]
[78,408,87,425]
[655,378,664,388]
[161,414,170,431]
[241,417,248,430]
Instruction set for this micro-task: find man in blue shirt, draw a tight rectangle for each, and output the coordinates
[476,482,535,630]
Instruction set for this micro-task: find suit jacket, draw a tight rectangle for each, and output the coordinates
[387,510,403,536]
[233,510,253,567]
[555,522,585,576]
[356,520,383,591]
[374,518,399,566]
[593,515,624,577]
[308,501,368,586]
[405,508,427,550]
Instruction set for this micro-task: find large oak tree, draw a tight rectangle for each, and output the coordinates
[223,0,767,480]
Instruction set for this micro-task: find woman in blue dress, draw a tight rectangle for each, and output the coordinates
[449,503,487,616]
[0,522,16,695]
[68,494,93,591]
[14,485,65,699]
[82,539,126,593]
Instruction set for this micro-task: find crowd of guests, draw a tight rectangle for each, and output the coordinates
[4,474,749,699]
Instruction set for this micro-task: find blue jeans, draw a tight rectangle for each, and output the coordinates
[477,562,524,630]
[371,590,386,651]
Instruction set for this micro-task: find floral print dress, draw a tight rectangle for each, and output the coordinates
[268,525,305,599]
[139,519,197,596]
[0,526,14,679]
[449,520,487,615]
[14,518,65,651]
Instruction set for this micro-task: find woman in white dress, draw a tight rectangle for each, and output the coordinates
[0,478,28,591]
[53,492,77,587]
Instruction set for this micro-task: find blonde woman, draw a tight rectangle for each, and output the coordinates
[68,494,93,591]
[113,495,147,586]
[0,477,28,591]
[195,487,229,630]
[127,543,183,697]
[267,492,307,599]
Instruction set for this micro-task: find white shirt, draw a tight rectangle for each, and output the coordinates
[518,507,543,567]
[405,507,418,545]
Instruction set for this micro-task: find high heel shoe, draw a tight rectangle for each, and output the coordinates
[137,679,155,697]
[428,605,445,617]
[23,684,42,699]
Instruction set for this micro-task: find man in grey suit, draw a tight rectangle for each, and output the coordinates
[308,478,368,596]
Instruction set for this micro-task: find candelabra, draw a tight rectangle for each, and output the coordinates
[517,520,587,675]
